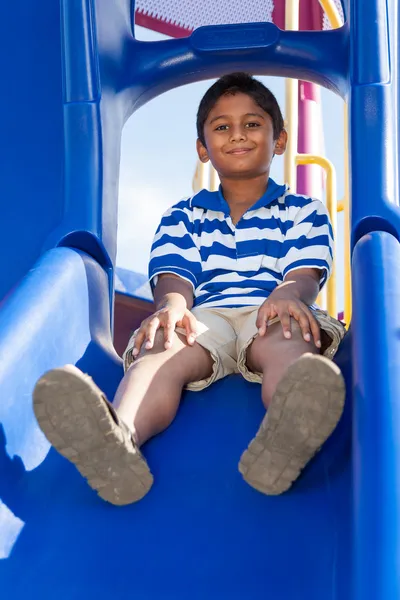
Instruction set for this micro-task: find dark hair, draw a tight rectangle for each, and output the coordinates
[196,72,284,146]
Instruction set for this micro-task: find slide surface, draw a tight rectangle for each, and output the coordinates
[0,250,353,597]
[0,249,353,599]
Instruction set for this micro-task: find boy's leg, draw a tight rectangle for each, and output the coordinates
[238,319,345,495]
[33,330,214,505]
[246,320,320,409]
[114,329,214,446]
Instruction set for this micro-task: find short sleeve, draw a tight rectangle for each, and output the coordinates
[278,199,334,289]
[148,201,202,292]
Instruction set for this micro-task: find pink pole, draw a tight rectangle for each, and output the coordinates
[296,81,324,197]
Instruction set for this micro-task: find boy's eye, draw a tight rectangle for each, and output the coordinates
[214,122,261,131]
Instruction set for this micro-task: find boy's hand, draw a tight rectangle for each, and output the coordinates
[132,300,198,358]
[257,287,321,349]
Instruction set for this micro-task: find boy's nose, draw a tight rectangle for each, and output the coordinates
[229,127,247,143]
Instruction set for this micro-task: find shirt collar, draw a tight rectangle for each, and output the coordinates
[191,178,288,214]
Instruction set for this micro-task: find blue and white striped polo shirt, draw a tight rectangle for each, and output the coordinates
[149,178,333,309]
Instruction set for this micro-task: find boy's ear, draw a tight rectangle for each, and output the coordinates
[274,129,288,156]
[196,138,210,163]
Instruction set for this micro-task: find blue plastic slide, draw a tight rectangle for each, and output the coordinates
[0,1,399,599]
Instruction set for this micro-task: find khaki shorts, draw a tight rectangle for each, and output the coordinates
[123,306,346,392]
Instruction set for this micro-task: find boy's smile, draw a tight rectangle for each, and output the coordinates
[197,92,287,182]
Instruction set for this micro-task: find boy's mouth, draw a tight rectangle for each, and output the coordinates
[226,147,253,155]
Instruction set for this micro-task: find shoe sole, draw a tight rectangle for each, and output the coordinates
[33,366,153,506]
[239,354,345,495]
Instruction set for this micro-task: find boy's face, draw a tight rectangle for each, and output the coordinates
[197,92,287,180]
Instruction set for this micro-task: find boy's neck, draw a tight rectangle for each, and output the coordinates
[220,173,269,209]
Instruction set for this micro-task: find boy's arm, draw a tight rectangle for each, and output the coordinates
[144,199,201,353]
[278,267,320,305]
[278,199,333,292]
[148,201,201,315]
[259,198,334,346]
[154,273,194,311]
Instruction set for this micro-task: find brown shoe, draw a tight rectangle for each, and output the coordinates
[33,365,153,505]
[239,354,345,495]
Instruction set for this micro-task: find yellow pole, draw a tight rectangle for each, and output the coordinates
[317,0,343,29]
[284,0,299,191]
[295,154,337,318]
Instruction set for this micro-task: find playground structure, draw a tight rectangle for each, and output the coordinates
[0,1,399,599]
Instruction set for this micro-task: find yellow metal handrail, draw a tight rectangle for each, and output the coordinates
[318,0,343,29]
[295,154,337,317]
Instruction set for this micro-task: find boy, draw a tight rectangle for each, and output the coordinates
[33,73,346,506]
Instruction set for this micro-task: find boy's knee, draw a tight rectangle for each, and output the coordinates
[151,329,170,351]
[139,328,182,357]
[274,318,303,340]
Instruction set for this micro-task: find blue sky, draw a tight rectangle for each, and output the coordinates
[117,25,346,308]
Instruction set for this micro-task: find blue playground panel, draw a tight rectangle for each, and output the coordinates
[0,0,400,598]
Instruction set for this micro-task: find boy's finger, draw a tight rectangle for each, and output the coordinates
[164,316,176,349]
[307,310,322,348]
[258,319,267,337]
[293,309,312,342]
[279,310,292,339]
[184,313,197,345]
[145,317,160,350]
[269,304,278,321]
[256,306,269,335]
[132,328,146,357]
